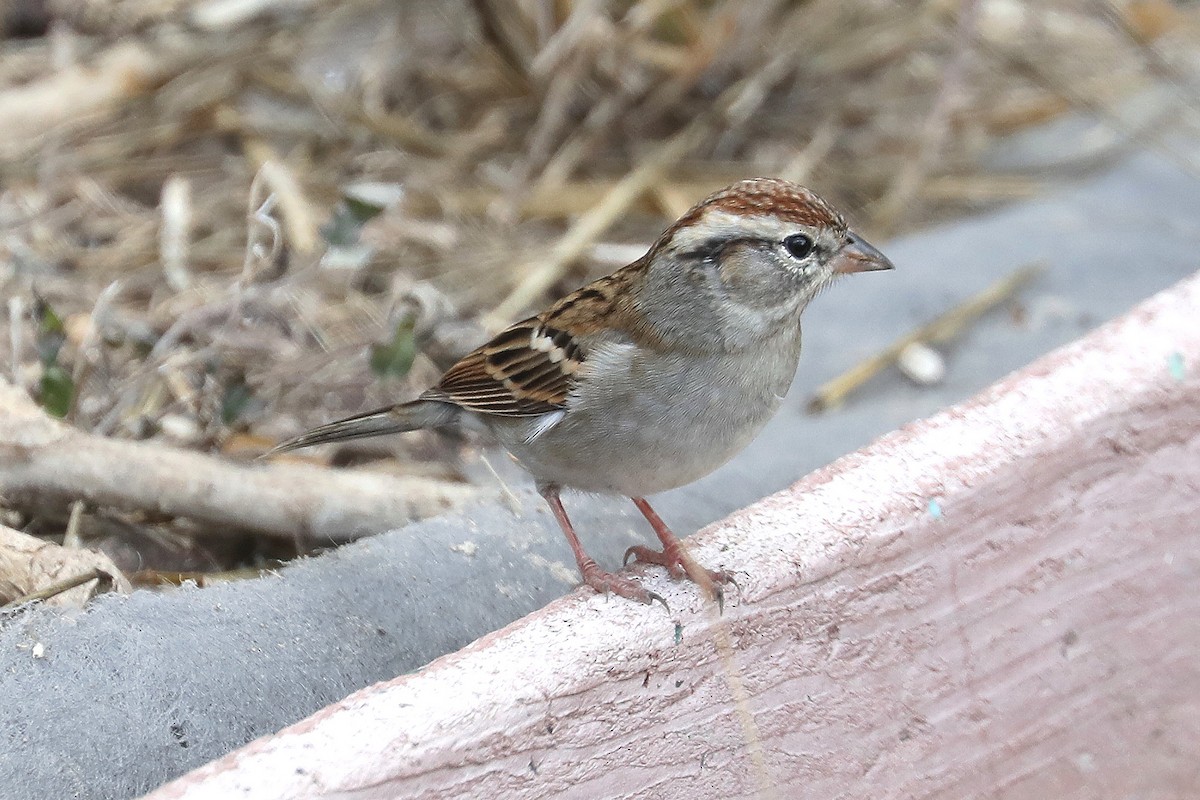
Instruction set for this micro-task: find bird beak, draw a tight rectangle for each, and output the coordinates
[833,230,894,274]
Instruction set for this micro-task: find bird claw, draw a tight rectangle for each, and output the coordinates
[580,564,668,611]
[706,577,742,615]
[647,591,669,612]
[623,544,736,612]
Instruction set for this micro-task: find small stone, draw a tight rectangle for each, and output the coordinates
[898,342,946,386]
[158,414,202,444]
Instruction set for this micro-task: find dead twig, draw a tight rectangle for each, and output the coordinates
[7,296,23,385]
[235,122,320,256]
[188,0,333,32]
[159,175,194,292]
[807,263,1043,413]
[778,114,840,186]
[129,567,273,587]
[872,0,981,235]
[487,49,803,326]
[67,280,122,424]
[469,0,534,81]
[2,568,111,609]
[0,41,183,157]
[247,65,453,157]
[0,381,479,543]
[485,120,709,328]
[0,523,130,609]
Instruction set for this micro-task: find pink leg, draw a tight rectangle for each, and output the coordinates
[540,485,665,608]
[626,497,735,601]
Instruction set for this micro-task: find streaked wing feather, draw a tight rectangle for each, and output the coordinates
[422,319,583,417]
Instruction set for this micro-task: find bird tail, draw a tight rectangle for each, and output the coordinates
[265,400,458,456]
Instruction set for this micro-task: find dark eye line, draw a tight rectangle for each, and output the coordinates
[680,236,772,261]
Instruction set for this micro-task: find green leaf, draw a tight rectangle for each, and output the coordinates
[320,196,388,248]
[221,379,255,426]
[320,203,361,247]
[40,364,74,418]
[370,317,418,379]
[343,195,387,224]
[31,294,74,417]
[33,294,67,367]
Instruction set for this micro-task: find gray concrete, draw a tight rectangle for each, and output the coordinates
[2,140,1199,799]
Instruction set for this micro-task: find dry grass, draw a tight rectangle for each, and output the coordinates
[0,0,1197,581]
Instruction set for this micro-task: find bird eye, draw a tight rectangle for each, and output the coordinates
[783,233,814,260]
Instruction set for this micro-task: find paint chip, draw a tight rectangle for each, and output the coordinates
[450,541,478,557]
[927,499,943,520]
[1167,351,1185,381]
[674,623,683,645]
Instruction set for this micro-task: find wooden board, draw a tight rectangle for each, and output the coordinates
[146,272,1200,799]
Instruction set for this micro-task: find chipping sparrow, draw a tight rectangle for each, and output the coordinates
[270,178,893,606]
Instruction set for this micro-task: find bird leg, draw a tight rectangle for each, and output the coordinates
[625,497,734,601]
[539,485,665,608]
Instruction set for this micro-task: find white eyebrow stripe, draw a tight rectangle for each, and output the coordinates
[667,210,804,251]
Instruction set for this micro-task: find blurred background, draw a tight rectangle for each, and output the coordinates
[1,0,1198,587]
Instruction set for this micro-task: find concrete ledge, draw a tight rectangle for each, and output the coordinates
[146,271,1200,799]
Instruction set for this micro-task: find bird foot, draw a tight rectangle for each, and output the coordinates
[580,561,667,609]
[623,544,736,610]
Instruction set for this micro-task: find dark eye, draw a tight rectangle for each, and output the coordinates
[783,233,814,260]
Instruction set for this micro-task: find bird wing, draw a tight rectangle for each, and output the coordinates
[421,317,586,417]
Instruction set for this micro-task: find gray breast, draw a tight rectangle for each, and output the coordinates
[495,328,803,496]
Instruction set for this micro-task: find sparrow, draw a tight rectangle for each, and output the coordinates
[269,178,893,607]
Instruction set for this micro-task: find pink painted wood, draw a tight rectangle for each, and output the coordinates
[145,272,1200,800]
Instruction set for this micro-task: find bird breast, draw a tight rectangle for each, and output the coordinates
[493,325,803,496]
